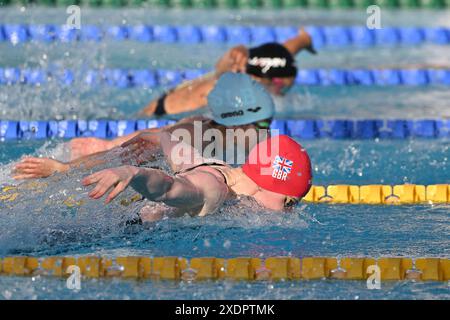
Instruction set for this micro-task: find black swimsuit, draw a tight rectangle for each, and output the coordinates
[154,93,168,116]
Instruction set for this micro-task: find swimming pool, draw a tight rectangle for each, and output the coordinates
[0,6,449,300]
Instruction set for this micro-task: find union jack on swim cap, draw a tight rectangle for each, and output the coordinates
[242,135,312,198]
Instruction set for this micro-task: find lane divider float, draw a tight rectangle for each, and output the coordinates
[303,184,450,204]
[1,67,450,87]
[1,0,450,10]
[0,255,448,281]
[1,24,450,46]
[0,118,449,140]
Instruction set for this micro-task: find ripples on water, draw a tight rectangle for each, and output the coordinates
[0,140,448,299]
[0,7,449,300]
[0,141,312,256]
[0,138,448,257]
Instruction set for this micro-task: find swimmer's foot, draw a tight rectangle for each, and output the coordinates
[70,137,113,160]
[300,27,317,55]
[12,157,69,180]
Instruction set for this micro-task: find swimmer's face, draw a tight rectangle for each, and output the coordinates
[240,168,298,211]
[252,188,288,211]
[251,75,295,96]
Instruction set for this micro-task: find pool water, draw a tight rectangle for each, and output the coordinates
[0,7,449,300]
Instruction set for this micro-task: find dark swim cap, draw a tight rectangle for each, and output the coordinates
[246,43,298,79]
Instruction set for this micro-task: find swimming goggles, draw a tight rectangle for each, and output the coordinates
[284,196,300,208]
[253,118,272,130]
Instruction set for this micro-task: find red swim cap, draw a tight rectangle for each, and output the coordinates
[242,135,312,198]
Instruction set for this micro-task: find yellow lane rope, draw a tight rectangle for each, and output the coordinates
[303,184,450,204]
[0,256,448,281]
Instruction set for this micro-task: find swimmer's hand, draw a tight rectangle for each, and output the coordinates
[120,133,159,165]
[215,45,249,76]
[82,165,140,204]
[299,27,317,55]
[12,157,69,180]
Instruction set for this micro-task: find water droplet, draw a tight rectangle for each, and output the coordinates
[223,240,231,249]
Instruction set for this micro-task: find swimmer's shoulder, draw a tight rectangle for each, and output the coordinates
[179,164,231,217]
[179,163,228,185]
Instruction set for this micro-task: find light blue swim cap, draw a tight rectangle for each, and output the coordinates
[207,72,275,126]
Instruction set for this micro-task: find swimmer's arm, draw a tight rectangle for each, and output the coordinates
[131,167,228,215]
[130,168,203,210]
[82,165,227,214]
[67,128,164,162]
[283,28,316,56]
[105,128,162,149]
[67,129,161,171]
[215,45,249,74]
[13,151,110,180]
[48,150,116,174]
[13,130,162,180]
[83,166,179,205]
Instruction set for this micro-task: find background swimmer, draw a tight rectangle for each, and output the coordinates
[13,73,275,179]
[138,27,316,117]
[65,28,314,158]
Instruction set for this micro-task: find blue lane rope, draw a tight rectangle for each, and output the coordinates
[1,68,450,86]
[0,119,449,140]
[1,24,450,47]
